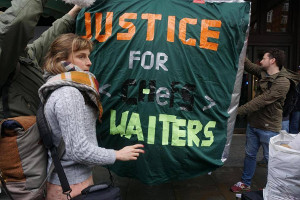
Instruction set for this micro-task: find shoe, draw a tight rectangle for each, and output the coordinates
[230,181,251,193]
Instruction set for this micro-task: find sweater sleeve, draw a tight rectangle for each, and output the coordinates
[50,86,116,165]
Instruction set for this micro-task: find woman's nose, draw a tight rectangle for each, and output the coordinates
[86,58,92,66]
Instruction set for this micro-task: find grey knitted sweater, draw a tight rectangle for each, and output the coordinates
[44,86,116,185]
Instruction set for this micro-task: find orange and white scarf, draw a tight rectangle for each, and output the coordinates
[39,71,103,120]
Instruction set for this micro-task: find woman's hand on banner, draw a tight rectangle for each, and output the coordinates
[115,144,145,161]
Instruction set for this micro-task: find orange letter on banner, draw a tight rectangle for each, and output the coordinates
[179,18,197,46]
[82,12,92,40]
[95,12,113,42]
[141,14,162,41]
[167,16,175,42]
[200,20,222,51]
[117,13,137,40]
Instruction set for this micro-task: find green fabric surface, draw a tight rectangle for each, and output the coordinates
[76,0,250,184]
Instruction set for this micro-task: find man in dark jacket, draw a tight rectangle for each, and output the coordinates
[289,66,300,134]
[231,48,291,193]
[0,0,81,121]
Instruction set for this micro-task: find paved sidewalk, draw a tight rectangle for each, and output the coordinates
[0,134,268,200]
[92,134,267,200]
[92,166,267,200]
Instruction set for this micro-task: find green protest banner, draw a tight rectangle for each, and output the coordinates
[76,0,250,184]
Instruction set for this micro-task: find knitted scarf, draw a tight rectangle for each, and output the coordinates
[39,64,103,120]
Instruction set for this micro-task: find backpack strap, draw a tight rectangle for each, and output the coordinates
[37,138,66,195]
[36,103,72,198]
[282,78,298,117]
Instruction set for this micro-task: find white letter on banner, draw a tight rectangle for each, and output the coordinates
[141,51,154,70]
[155,52,168,71]
[156,87,170,106]
[129,51,140,69]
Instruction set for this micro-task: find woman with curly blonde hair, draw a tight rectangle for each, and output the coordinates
[40,33,144,200]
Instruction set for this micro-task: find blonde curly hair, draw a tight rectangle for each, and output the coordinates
[43,33,93,75]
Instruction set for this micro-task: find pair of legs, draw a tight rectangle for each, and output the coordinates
[241,125,278,186]
[290,111,300,134]
[258,119,294,165]
[281,120,290,133]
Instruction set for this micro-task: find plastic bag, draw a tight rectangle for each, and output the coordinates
[263,131,300,200]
